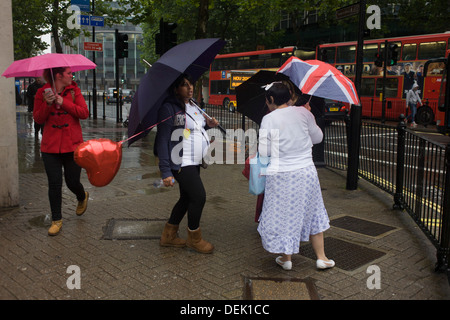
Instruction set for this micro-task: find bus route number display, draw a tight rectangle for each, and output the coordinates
[230,73,252,89]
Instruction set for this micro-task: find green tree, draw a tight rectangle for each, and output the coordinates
[12,0,48,59]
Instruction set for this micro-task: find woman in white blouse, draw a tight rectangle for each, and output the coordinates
[257,82,334,271]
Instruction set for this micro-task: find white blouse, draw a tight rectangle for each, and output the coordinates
[258,106,323,175]
[181,103,210,167]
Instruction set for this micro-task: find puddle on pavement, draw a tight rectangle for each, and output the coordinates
[136,187,172,195]
[28,214,52,228]
[128,171,160,181]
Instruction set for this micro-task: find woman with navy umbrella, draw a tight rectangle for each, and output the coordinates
[156,73,219,254]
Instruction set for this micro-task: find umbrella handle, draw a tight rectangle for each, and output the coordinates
[189,99,226,134]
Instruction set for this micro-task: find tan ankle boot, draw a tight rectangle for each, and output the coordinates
[160,223,186,247]
[76,191,89,216]
[186,227,214,254]
[48,220,62,236]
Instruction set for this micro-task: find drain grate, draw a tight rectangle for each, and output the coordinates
[102,218,166,240]
[299,237,386,272]
[331,215,397,237]
[243,277,319,300]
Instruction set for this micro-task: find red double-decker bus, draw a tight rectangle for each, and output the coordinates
[208,47,315,111]
[316,32,450,126]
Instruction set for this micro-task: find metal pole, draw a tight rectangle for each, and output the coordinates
[393,116,406,210]
[353,0,366,96]
[346,104,362,190]
[381,40,388,124]
[346,0,365,190]
[115,29,120,123]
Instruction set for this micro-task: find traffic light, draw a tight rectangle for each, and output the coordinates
[116,33,128,59]
[387,44,398,66]
[374,52,383,67]
[155,18,177,55]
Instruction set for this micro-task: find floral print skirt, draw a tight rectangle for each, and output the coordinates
[257,165,330,255]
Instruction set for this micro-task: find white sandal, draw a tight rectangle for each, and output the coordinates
[276,256,292,270]
[316,259,335,270]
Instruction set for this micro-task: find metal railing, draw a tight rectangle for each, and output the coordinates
[207,104,450,280]
[324,114,450,280]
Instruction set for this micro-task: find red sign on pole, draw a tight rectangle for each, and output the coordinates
[84,42,103,52]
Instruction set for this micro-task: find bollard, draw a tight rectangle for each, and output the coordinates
[346,104,362,190]
[393,115,406,210]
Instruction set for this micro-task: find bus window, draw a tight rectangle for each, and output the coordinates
[250,55,266,69]
[317,47,336,63]
[418,41,446,60]
[212,58,234,71]
[376,78,398,98]
[336,45,355,63]
[280,51,294,65]
[363,44,378,62]
[264,53,281,68]
[402,43,417,61]
[361,78,375,97]
[236,56,251,70]
[210,80,233,95]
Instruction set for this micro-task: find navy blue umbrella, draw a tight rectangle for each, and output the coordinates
[127,38,226,146]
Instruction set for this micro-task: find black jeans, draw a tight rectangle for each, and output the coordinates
[169,165,206,230]
[42,152,86,221]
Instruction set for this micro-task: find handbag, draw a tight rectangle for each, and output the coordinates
[249,152,270,195]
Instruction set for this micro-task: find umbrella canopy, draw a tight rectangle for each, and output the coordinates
[278,57,360,105]
[236,70,295,125]
[127,38,226,146]
[2,53,96,78]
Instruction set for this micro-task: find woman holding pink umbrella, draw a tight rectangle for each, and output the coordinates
[34,67,89,236]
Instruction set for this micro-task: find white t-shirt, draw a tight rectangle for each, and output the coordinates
[258,106,323,175]
[181,103,210,167]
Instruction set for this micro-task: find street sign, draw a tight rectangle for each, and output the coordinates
[78,15,90,26]
[336,3,360,20]
[78,15,104,27]
[90,16,104,27]
[84,42,103,52]
[71,0,90,12]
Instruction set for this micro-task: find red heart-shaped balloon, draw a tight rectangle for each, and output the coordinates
[74,138,123,187]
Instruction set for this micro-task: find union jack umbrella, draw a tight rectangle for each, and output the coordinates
[278,56,360,105]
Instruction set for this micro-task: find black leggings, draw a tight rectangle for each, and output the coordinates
[169,165,206,230]
[42,152,86,221]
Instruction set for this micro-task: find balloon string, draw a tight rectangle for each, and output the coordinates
[120,110,183,144]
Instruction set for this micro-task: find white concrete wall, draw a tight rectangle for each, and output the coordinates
[0,0,19,208]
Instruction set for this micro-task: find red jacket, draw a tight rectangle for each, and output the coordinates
[34,81,89,153]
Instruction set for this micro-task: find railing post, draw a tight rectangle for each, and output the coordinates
[88,92,91,118]
[102,92,106,120]
[346,104,362,190]
[436,143,450,283]
[394,116,406,210]
[414,139,426,220]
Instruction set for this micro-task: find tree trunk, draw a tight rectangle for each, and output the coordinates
[52,0,63,53]
[195,0,209,39]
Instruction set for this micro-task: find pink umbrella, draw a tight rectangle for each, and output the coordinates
[278,56,360,105]
[1,53,96,78]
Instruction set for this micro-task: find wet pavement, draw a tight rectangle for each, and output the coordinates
[1,106,450,307]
